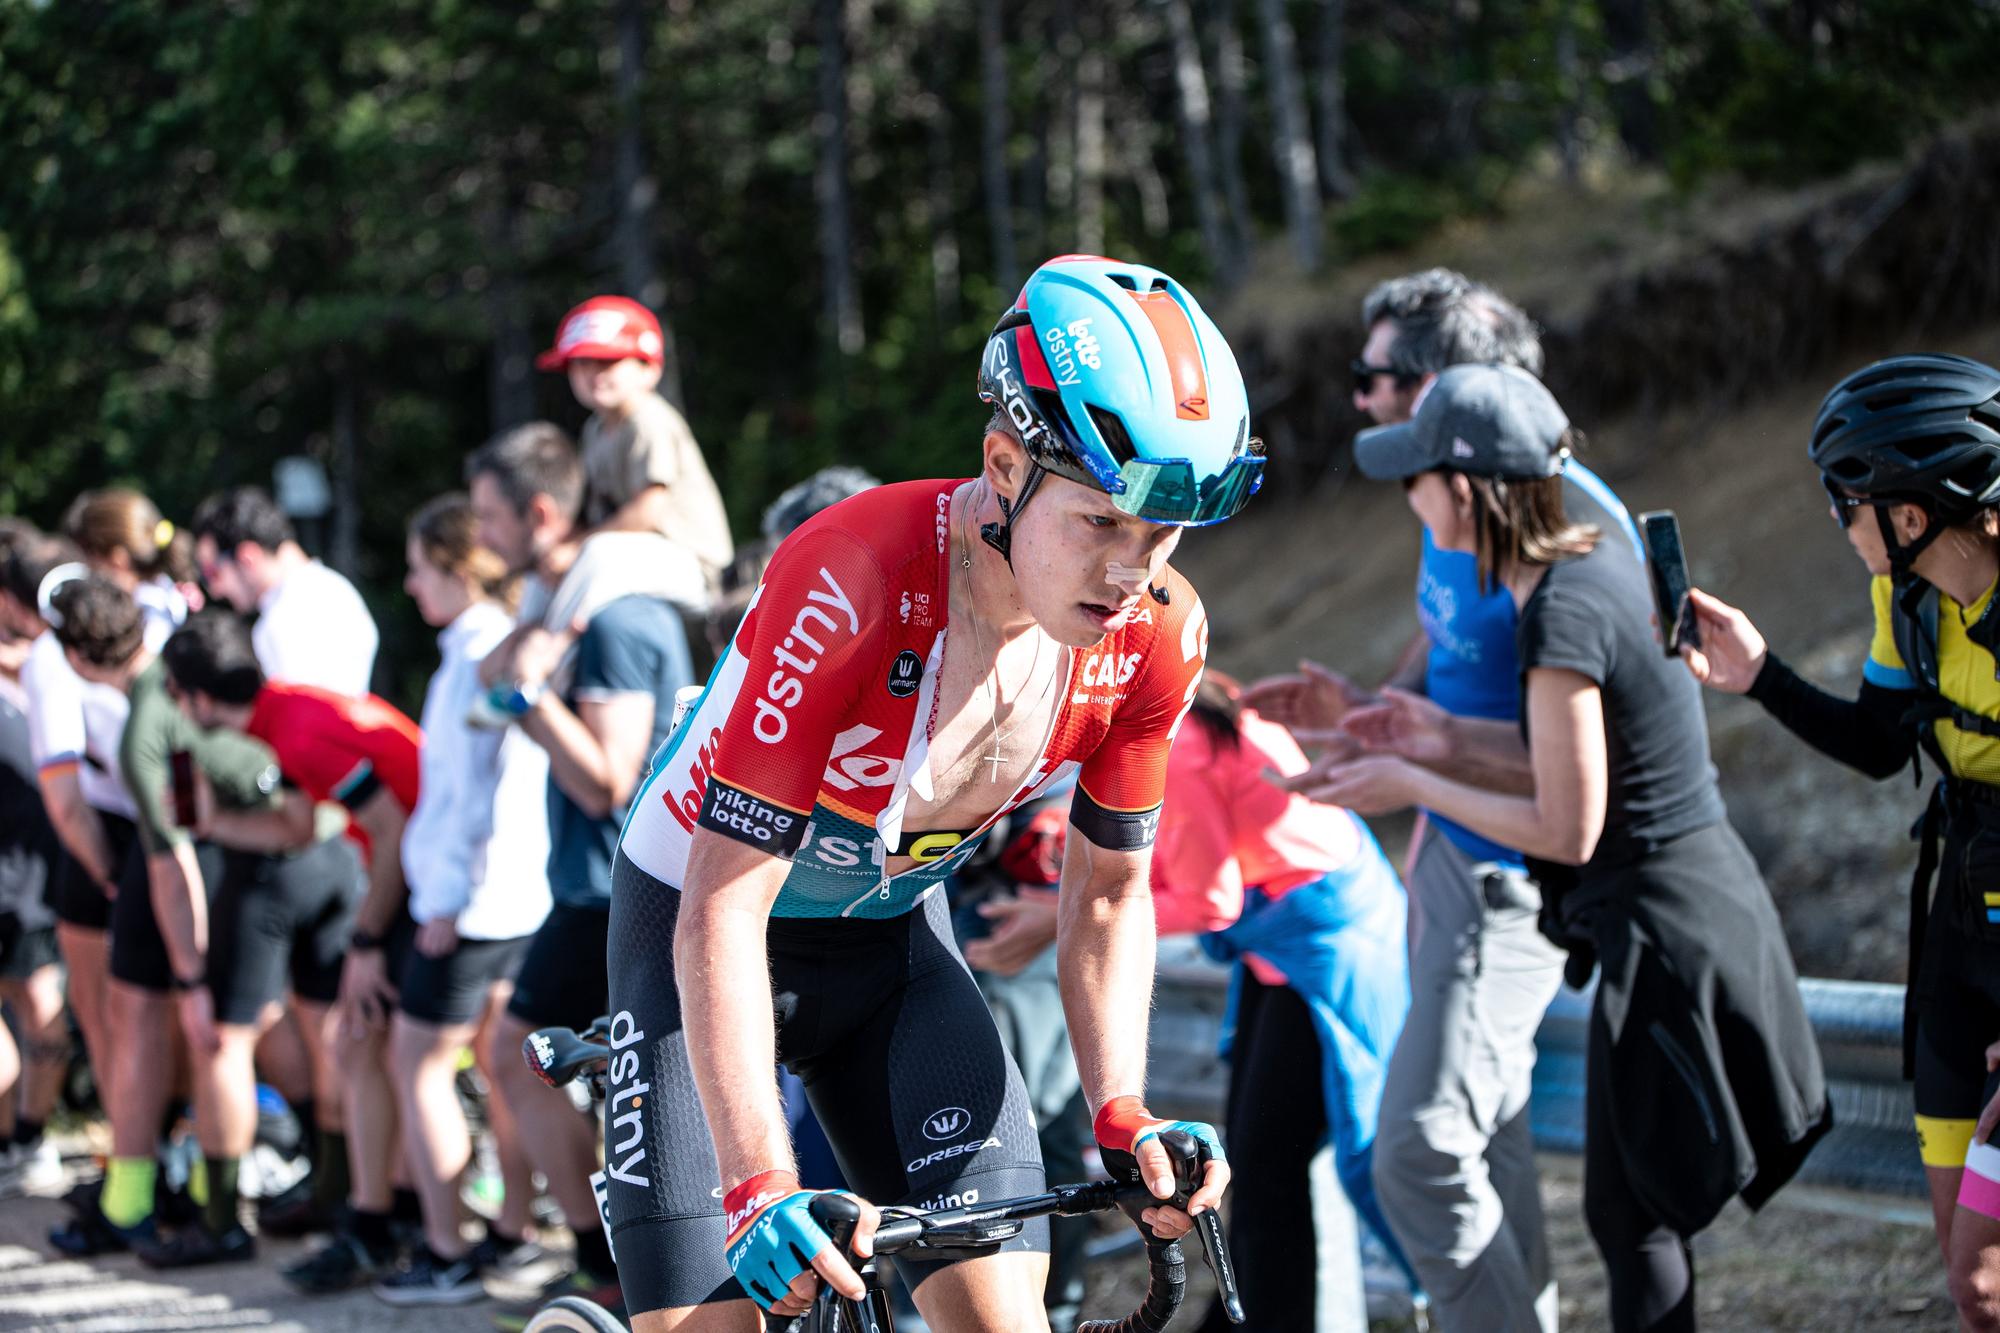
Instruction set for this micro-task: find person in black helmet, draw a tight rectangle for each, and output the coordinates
[1684,353,2000,1330]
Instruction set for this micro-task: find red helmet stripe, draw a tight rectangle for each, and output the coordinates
[1127,290,1211,421]
[1017,325,1057,391]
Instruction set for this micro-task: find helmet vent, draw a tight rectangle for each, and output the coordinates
[1106,273,1141,292]
[1087,405,1139,467]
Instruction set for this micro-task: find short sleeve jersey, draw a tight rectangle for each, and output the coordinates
[1864,573,2000,784]
[547,595,692,909]
[1516,539,1724,855]
[245,682,422,861]
[121,659,284,854]
[22,631,139,819]
[1417,461,1642,868]
[619,479,1209,920]
[581,392,736,581]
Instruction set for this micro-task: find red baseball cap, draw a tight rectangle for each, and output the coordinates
[536,295,665,370]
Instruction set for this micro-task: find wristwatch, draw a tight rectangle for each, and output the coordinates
[490,679,547,718]
[171,968,205,992]
[348,927,385,952]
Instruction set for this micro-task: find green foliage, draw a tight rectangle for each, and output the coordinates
[0,0,1994,701]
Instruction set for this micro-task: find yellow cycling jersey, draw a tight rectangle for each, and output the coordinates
[1866,573,2000,784]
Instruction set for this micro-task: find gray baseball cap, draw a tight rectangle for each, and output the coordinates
[1354,362,1570,481]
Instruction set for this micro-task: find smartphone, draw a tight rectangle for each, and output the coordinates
[1639,510,1701,657]
[169,749,198,828]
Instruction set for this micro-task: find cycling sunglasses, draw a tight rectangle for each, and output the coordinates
[1821,476,1897,530]
[1104,447,1267,526]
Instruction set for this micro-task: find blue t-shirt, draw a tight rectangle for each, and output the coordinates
[1418,462,1640,867]
[549,595,694,908]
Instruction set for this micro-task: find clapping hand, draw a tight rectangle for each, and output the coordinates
[1241,660,1378,734]
[1341,686,1452,763]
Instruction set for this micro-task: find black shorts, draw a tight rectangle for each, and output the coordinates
[110,839,225,993]
[1913,798,2000,1146]
[386,909,535,1027]
[603,853,1045,1315]
[207,838,365,1025]
[52,810,139,931]
[505,901,611,1031]
[0,914,60,980]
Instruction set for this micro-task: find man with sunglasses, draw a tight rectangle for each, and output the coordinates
[1251,268,1640,1332]
[601,256,1259,1332]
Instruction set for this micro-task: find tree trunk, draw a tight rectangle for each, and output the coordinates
[815,0,863,356]
[980,0,1018,292]
[1309,0,1355,199]
[1556,0,1582,185]
[1074,5,1107,256]
[1208,0,1254,265]
[612,0,684,405]
[1599,0,1658,165]
[328,350,361,581]
[483,187,537,431]
[1254,0,1321,270]
[1160,0,1231,281]
[924,88,960,329]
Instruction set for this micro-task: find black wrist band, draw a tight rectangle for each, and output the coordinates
[171,969,205,992]
[348,928,384,952]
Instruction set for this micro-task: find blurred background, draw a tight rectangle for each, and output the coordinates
[5,0,1999,980]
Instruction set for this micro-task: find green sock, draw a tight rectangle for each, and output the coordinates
[188,1155,209,1208]
[102,1157,156,1229]
[312,1129,350,1214]
[202,1156,241,1233]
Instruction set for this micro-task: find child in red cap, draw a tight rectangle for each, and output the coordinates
[538,297,734,593]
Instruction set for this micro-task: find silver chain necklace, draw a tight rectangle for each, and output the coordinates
[958,497,1059,781]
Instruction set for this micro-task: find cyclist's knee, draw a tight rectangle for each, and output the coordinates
[908,1253,1051,1333]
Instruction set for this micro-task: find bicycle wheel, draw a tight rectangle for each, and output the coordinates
[521,1294,628,1333]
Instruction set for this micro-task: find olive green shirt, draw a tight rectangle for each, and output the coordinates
[120,659,283,854]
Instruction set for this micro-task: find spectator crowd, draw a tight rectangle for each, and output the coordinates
[4,262,1985,1333]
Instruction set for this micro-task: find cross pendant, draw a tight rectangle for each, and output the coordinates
[983,749,1007,780]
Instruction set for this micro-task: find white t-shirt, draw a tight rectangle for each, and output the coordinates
[21,631,138,819]
[253,559,378,697]
[402,602,552,940]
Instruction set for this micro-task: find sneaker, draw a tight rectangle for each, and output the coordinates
[491,1268,625,1333]
[374,1246,487,1306]
[7,1139,66,1195]
[282,1230,397,1295]
[258,1177,338,1237]
[471,1230,550,1276]
[48,1203,159,1258]
[136,1221,257,1269]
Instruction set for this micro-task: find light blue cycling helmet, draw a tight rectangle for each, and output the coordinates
[976,254,1262,561]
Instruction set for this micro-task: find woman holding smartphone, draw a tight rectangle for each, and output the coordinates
[1288,364,1829,1332]
[1680,354,2000,1330]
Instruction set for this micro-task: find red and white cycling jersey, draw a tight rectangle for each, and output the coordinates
[618,479,1207,918]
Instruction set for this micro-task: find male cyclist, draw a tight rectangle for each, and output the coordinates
[604,256,1260,1331]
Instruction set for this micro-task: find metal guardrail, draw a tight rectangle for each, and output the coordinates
[1150,963,1925,1201]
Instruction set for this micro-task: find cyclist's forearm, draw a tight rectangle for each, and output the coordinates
[675,892,795,1185]
[1056,836,1157,1116]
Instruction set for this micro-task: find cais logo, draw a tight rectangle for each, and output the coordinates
[923,1106,971,1142]
[887,649,923,699]
[755,567,860,744]
[1080,652,1141,690]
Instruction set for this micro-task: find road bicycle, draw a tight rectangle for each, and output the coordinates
[518,1019,1244,1332]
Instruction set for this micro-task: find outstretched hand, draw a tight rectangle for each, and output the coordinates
[1282,753,1421,816]
[1241,660,1378,733]
[1341,685,1451,763]
[1680,588,1767,695]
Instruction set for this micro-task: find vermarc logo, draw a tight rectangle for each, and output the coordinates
[923,1106,971,1142]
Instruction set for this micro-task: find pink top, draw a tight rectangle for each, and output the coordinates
[1151,709,1365,984]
